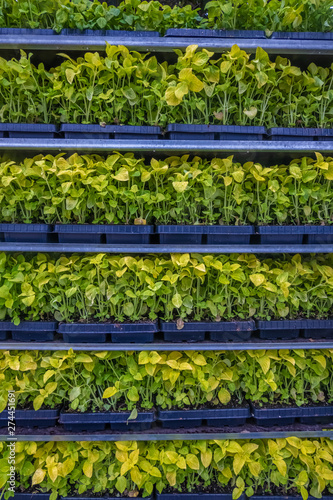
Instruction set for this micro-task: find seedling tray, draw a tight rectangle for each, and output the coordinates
[0,223,52,243]
[157,225,205,245]
[0,321,58,342]
[54,224,154,244]
[303,319,333,339]
[257,320,301,340]
[160,321,255,342]
[165,124,266,141]
[165,28,265,38]
[306,226,333,244]
[60,124,161,139]
[299,405,333,424]
[251,404,302,426]
[108,321,158,343]
[206,226,254,245]
[58,321,158,343]
[257,225,308,244]
[0,409,59,428]
[59,410,155,431]
[157,407,251,428]
[0,123,58,138]
[267,127,327,141]
[11,494,50,500]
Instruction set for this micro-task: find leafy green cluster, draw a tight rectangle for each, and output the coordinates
[1,152,333,225]
[1,252,333,323]
[0,0,332,33]
[1,349,332,413]
[1,45,333,127]
[207,0,333,33]
[1,438,333,500]
[0,0,202,33]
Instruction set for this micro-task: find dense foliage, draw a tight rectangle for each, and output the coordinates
[0,349,332,412]
[1,152,333,225]
[0,0,331,33]
[1,45,333,127]
[1,438,333,500]
[1,252,333,323]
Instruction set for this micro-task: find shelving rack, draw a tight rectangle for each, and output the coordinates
[1,30,333,445]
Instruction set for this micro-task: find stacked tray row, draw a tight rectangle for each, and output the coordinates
[1,403,333,430]
[2,319,333,343]
[1,224,333,245]
[2,123,333,140]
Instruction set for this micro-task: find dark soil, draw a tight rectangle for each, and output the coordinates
[61,489,145,499]
[166,396,246,411]
[63,400,154,414]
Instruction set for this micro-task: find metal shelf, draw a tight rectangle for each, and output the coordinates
[1,34,333,55]
[0,138,333,153]
[2,339,333,351]
[1,428,333,442]
[0,243,332,253]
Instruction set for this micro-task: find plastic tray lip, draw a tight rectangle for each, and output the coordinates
[271,31,333,40]
[59,409,156,424]
[205,225,255,234]
[257,225,311,234]
[156,225,206,234]
[165,28,266,38]
[54,223,154,234]
[157,406,251,419]
[59,123,161,133]
[257,318,333,329]
[0,123,58,132]
[0,223,52,232]
[0,320,58,331]
[58,320,158,334]
[0,408,60,417]
[160,320,255,332]
[267,127,328,136]
[165,123,266,133]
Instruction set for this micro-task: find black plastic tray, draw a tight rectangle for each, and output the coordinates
[54,224,154,244]
[257,226,307,244]
[157,225,205,245]
[0,321,58,342]
[160,321,255,342]
[57,321,158,343]
[60,124,161,139]
[267,127,328,141]
[59,410,155,431]
[0,409,59,428]
[299,405,333,424]
[206,226,254,245]
[165,124,266,141]
[0,123,58,138]
[251,404,301,426]
[11,494,50,500]
[0,223,52,243]
[306,226,333,244]
[158,407,251,428]
[303,319,333,339]
[257,320,301,340]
